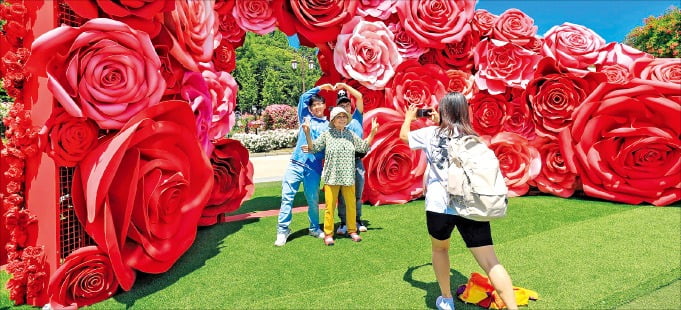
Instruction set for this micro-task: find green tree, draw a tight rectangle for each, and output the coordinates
[625,6,681,58]
[234,31,321,112]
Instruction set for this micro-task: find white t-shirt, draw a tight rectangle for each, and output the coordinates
[408,126,459,215]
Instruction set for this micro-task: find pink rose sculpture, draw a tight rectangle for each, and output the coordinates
[201,138,255,226]
[445,69,477,100]
[529,136,578,198]
[47,246,119,309]
[396,0,475,49]
[64,0,174,37]
[164,0,221,71]
[27,18,166,129]
[485,132,541,197]
[274,0,358,45]
[71,101,214,291]
[334,17,403,90]
[362,108,428,205]
[41,109,99,167]
[387,20,430,59]
[542,22,607,71]
[597,43,653,84]
[634,58,681,84]
[491,9,538,46]
[386,60,449,112]
[201,66,239,139]
[180,71,213,156]
[525,57,607,137]
[357,0,398,20]
[471,9,497,37]
[232,0,276,35]
[474,39,542,95]
[560,79,681,206]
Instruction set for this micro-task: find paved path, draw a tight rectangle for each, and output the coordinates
[250,153,291,183]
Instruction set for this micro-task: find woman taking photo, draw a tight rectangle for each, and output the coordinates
[399,92,517,310]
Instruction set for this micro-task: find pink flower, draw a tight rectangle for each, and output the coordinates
[334,17,403,90]
[396,0,475,49]
[47,246,119,308]
[491,9,537,46]
[164,0,221,71]
[600,64,633,84]
[559,79,681,206]
[597,43,653,83]
[274,0,358,45]
[634,58,681,84]
[362,108,428,205]
[201,138,254,226]
[445,69,476,100]
[541,22,607,71]
[486,132,541,197]
[71,101,214,290]
[503,96,536,140]
[232,0,276,35]
[471,9,498,37]
[474,39,542,95]
[201,66,238,139]
[27,19,166,129]
[387,20,430,59]
[385,60,449,112]
[529,136,578,198]
[180,72,213,155]
[357,0,398,20]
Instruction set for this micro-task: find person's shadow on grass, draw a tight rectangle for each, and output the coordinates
[403,263,468,309]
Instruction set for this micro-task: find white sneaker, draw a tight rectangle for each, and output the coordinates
[336,225,347,235]
[274,230,290,247]
[358,221,367,232]
[308,228,325,239]
[436,296,455,310]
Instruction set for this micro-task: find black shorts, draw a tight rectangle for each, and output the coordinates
[426,211,493,248]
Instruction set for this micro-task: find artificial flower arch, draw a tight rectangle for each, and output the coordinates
[0,0,678,307]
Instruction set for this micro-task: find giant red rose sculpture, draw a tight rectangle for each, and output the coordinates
[361,108,429,205]
[560,79,681,206]
[201,138,255,226]
[71,101,214,290]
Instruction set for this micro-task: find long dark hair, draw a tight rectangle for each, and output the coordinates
[437,92,477,137]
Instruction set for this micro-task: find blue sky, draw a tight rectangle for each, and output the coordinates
[476,0,678,43]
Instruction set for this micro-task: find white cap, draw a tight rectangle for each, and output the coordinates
[329,107,350,122]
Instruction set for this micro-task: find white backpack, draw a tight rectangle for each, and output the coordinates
[446,135,508,221]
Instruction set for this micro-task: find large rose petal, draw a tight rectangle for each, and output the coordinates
[71,101,214,290]
[560,79,681,206]
[47,246,119,309]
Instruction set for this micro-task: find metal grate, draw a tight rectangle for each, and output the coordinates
[58,167,93,261]
[58,1,88,27]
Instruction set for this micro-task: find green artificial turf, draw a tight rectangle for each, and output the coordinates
[1,181,679,309]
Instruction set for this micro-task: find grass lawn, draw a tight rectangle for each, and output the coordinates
[2,181,680,309]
